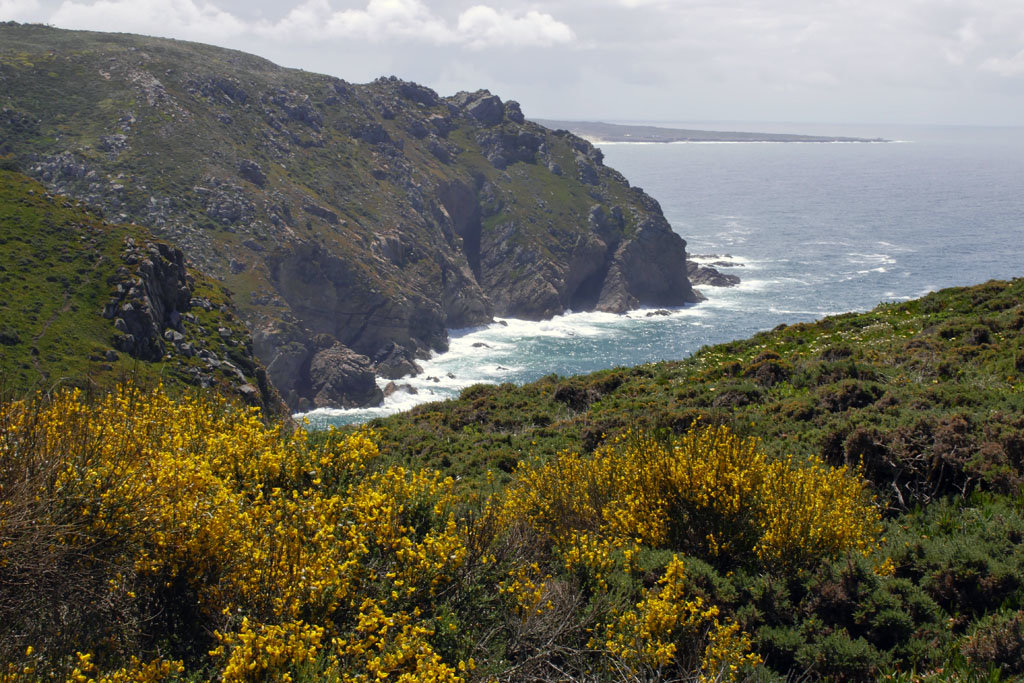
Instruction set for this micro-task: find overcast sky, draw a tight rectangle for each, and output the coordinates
[3,0,1024,126]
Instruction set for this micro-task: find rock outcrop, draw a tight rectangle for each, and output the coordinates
[309,342,383,409]
[0,24,702,409]
[687,261,742,288]
[105,238,284,414]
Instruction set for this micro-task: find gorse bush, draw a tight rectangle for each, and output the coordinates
[1,385,888,680]
[504,425,881,570]
[1,385,466,681]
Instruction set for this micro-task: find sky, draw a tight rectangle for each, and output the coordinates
[3,0,1024,126]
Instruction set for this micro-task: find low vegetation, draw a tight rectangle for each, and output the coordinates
[2,278,1024,680]
[0,168,275,413]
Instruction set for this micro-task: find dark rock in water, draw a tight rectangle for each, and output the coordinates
[309,342,383,408]
[374,341,422,379]
[472,342,491,348]
[687,261,741,287]
[710,260,743,268]
[383,381,418,398]
[646,309,671,317]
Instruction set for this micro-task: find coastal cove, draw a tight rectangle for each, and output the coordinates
[304,123,1024,427]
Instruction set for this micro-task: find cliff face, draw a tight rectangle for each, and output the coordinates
[0,24,700,409]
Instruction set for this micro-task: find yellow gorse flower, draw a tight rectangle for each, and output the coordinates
[0,385,467,682]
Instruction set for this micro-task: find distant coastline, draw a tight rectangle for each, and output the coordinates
[535,119,888,143]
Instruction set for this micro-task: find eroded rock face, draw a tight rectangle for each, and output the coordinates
[106,238,285,416]
[108,239,190,361]
[1,26,702,409]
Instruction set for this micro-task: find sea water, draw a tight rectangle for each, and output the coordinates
[302,123,1024,427]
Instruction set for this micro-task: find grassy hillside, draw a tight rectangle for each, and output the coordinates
[3,278,1024,681]
[0,167,284,415]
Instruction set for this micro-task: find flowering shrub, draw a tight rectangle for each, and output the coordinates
[504,425,881,568]
[0,385,467,681]
[596,556,761,680]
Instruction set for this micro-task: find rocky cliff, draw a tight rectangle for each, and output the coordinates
[0,23,700,409]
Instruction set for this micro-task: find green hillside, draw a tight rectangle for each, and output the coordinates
[373,279,1024,504]
[0,167,284,416]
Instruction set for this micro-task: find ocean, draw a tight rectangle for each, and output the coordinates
[302,123,1024,428]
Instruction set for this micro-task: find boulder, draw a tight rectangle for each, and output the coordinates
[374,341,423,379]
[237,159,266,187]
[309,343,383,408]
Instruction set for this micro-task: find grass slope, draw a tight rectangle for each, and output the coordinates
[0,167,279,412]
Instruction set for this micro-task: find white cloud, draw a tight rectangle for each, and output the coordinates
[456,6,574,49]
[980,50,1024,77]
[43,0,575,49]
[0,0,41,21]
[258,0,452,43]
[51,0,246,41]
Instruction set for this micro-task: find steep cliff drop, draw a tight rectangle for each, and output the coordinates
[0,24,700,409]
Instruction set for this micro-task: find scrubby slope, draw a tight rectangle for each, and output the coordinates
[0,22,698,409]
[0,168,285,416]
[374,278,1024,507]
[363,277,1024,678]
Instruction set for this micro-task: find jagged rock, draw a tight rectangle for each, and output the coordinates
[383,381,418,398]
[302,203,339,225]
[108,241,191,360]
[687,261,741,287]
[454,90,505,126]
[505,100,525,124]
[578,159,600,185]
[396,81,440,107]
[309,342,383,408]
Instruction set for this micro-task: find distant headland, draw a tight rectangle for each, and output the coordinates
[535,119,888,144]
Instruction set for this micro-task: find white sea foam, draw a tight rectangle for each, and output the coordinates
[847,252,896,266]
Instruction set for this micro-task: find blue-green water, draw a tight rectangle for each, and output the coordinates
[303,123,1024,427]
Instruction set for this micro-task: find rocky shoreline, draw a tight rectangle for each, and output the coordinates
[1,24,707,409]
